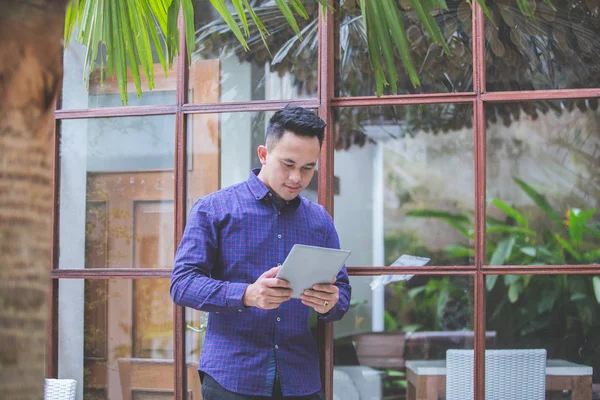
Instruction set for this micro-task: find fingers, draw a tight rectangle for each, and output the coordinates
[261,266,281,279]
[311,283,338,294]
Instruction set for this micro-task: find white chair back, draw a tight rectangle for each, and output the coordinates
[446,349,546,400]
[44,378,77,400]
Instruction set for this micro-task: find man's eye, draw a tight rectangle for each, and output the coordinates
[302,166,314,171]
[283,163,293,168]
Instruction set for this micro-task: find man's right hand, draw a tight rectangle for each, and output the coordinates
[242,266,293,309]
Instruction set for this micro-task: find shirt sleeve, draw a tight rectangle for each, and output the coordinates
[317,214,352,322]
[170,198,248,313]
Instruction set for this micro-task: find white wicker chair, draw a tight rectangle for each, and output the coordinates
[333,368,360,400]
[446,349,547,400]
[44,379,77,400]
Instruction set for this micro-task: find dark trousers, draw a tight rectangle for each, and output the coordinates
[200,372,325,400]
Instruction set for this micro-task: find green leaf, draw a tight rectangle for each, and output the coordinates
[241,0,271,53]
[489,236,516,265]
[520,246,536,257]
[570,293,587,301]
[593,277,600,304]
[274,0,302,38]
[445,245,475,258]
[381,0,420,87]
[583,248,600,263]
[408,286,428,299]
[406,210,471,236]
[181,0,195,66]
[537,290,557,313]
[209,0,250,51]
[360,0,386,95]
[408,0,449,53]
[508,280,523,303]
[486,275,498,291]
[490,199,528,227]
[289,0,310,20]
[401,324,422,333]
[370,1,399,92]
[554,234,582,262]
[232,0,249,36]
[568,208,595,247]
[166,0,181,63]
[473,0,496,26]
[486,225,537,237]
[514,178,562,226]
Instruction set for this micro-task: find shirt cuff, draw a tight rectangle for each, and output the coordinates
[226,282,249,312]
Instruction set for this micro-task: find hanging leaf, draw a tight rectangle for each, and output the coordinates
[64,0,192,104]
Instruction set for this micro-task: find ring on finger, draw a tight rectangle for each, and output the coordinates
[324,300,329,307]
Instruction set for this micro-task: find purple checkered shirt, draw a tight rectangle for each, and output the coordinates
[171,169,351,396]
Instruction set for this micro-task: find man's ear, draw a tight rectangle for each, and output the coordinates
[257,145,268,165]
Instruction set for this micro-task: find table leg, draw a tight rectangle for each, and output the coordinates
[407,380,416,400]
[571,376,592,400]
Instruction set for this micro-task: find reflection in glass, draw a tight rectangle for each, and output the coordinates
[61,32,175,109]
[486,100,600,265]
[190,0,318,103]
[334,275,475,400]
[487,274,600,398]
[58,279,203,400]
[58,116,175,269]
[335,0,473,97]
[333,105,474,267]
[486,0,600,90]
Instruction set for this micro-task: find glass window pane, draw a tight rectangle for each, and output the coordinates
[57,279,203,400]
[58,116,175,269]
[336,1,473,97]
[486,0,600,91]
[334,105,474,267]
[61,31,175,109]
[486,274,600,399]
[485,99,600,265]
[334,274,475,400]
[189,0,318,103]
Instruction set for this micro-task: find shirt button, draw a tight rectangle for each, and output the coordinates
[269,193,273,197]
[277,317,281,322]
[238,309,243,313]
[278,211,281,215]
[275,345,279,349]
[277,263,282,267]
[278,234,282,239]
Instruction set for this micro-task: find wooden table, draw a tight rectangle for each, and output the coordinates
[405,359,593,400]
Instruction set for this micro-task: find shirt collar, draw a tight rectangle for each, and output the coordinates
[247,168,301,209]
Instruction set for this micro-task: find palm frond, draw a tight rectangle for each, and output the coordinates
[64,0,194,104]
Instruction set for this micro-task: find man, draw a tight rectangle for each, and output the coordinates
[171,105,351,399]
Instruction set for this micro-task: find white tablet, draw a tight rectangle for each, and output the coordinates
[276,244,351,298]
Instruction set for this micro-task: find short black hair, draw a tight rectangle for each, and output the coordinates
[266,105,326,148]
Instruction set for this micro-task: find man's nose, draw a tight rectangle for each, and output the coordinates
[289,170,301,183]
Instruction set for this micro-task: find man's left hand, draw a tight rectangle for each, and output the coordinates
[300,279,338,314]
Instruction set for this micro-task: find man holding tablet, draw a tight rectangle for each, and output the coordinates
[171,105,351,399]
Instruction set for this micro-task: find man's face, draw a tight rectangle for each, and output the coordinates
[257,130,320,203]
